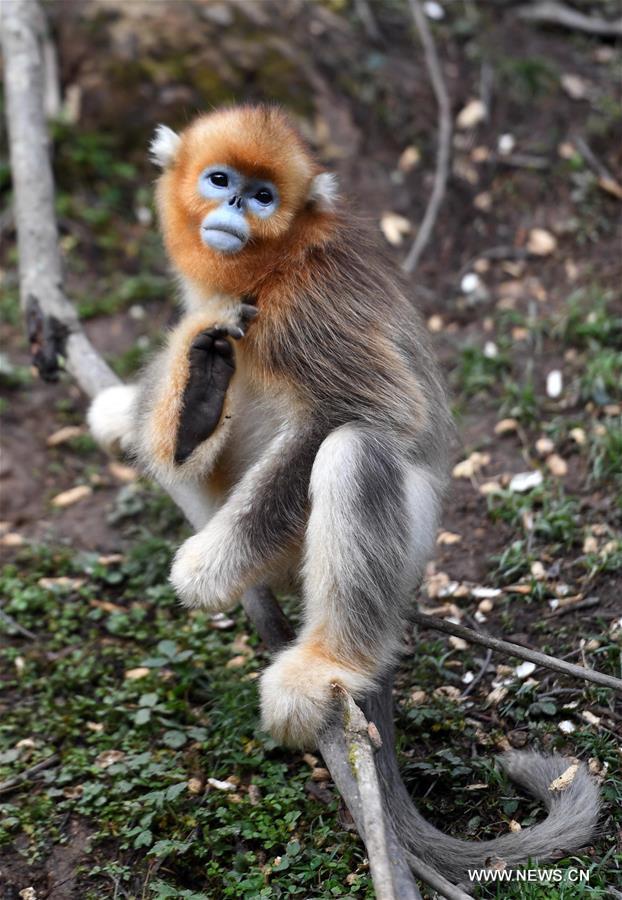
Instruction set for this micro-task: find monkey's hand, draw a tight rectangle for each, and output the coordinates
[175,302,257,463]
[174,323,239,464]
[259,644,375,748]
[136,303,257,481]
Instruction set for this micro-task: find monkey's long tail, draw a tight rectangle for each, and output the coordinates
[364,683,600,886]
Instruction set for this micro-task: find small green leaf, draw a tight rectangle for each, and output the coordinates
[162,730,187,749]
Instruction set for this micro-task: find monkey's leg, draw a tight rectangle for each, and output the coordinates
[169,427,320,613]
[260,424,442,748]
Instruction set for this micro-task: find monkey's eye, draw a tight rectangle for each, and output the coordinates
[254,187,273,205]
[209,172,229,188]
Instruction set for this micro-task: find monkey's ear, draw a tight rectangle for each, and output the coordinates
[308,172,339,212]
[150,124,182,168]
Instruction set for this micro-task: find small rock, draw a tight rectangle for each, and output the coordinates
[124,667,150,680]
[535,436,555,457]
[187,778,204,795]
[437,530,462,545]
[51,485,92,508]
[427,314,444,332]
[558,720,576,734]
[460,272,481,294]
[380,212,411,246]
[449,636,468,651]
[546,370,563,399]
[515,661,536,679]
[108,462,138,483]
[46,425,84,447]
[570,427,586,446]
[495,418,519,436]
[95,750,125,768]
[456,99,487,130]
[497,133,516,156]
[398,145,421,172]
[561,73,588,100]
[423,0,445,19]
[549,763,579,791]
[546,454,568,477]
[509,470,543,493]
[527,228,557,256]
[453,451,490,479]
[207,777,237,792]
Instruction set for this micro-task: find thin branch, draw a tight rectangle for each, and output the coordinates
[516,2,622,38]
[460,648,493,699]
[0,754,59,795]
[405,852,473,900]
[0,605,38,640]
[413,610,622,693]
[340,689,396,900]
[402,0,452,275]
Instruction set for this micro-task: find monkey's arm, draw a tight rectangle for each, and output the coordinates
[89,304,255,483]
[169,425,320,611]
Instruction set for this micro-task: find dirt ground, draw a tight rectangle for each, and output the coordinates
[1,1,620,898]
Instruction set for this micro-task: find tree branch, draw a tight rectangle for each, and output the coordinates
[402,0,452,275]
[413,610,622,693]
[516,2,622,38]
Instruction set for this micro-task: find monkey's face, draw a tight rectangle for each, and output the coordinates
[195,165,280,255]
[152,107,324,287]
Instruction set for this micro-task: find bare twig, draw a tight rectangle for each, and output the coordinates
[545,595,601,619]
[413,610,622,693]
[405,852,473,900]
[0,754,59,795]
[461,649,493,699]
[573,135,622,201]
[402,0,452,274]
[353,0,381,41]
[340,689,396,900]
[516,2,622,38]
[0,605,38,640]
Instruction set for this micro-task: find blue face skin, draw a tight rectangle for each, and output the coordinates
[198,165,279,254]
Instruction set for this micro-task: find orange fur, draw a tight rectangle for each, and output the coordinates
[156,106,336,301]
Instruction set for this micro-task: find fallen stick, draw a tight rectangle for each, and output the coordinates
[0,754,59,795]
[402,0,452,275]
[516,2,622,38]
[413,610,622,693]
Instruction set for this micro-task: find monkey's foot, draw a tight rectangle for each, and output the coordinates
[169,530,238,612]
[260,645,374,748]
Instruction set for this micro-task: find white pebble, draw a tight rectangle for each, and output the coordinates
[558,720,576,734]
[461,272,481,294]
[509,470,543,493]
[497,133,516,156]
[423,1,445,19]
[546,370,563,399]
[515,661,536,679]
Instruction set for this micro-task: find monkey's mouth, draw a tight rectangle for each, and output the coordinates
[200,225,247,254]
